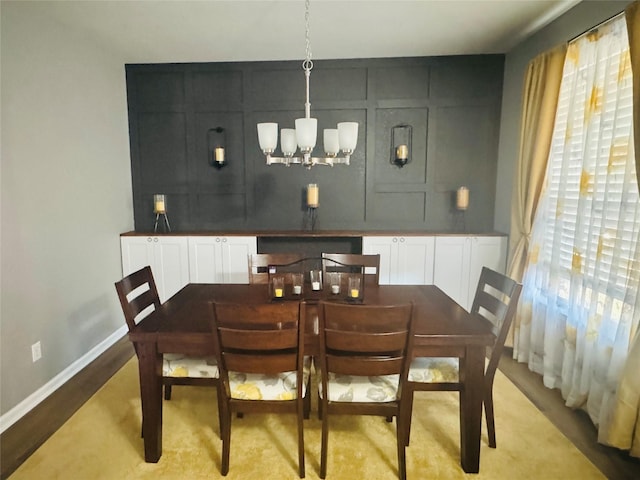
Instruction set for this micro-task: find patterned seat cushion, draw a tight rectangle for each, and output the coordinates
[162,353,219,378]
[408,357,459,383]
[229,356,312,401]
[319,373,400,403]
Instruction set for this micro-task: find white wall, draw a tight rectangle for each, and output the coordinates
[494,1,630,240]
[0,3,134,421]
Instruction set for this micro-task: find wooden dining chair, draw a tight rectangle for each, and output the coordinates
[115,266,219,412]
[247,253,309,284]
[321,253,381,286]
[405,267,522,448]
[317,301,415,480]
[210,301,309,478]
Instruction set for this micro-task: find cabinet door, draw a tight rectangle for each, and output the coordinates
[153,237,190,302]
[188,237,223,283]
[121,236,154,276]
[467,236,508,306]
[220,236,257,284]
[433,236,472,309]
[396,236,435,285]
[362,236,397,285]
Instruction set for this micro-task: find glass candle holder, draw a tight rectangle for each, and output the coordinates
[310,270,322,291]
[154,194,166,214]
[271,275,285,300]
[328,272,341,295]
[292,273,304,295]
[348,275,361,300]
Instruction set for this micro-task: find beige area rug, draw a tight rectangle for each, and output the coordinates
[9,359,604,480]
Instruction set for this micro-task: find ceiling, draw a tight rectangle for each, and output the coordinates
[36,0,582,63]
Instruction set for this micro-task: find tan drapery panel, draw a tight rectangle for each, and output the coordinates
[628,0,640,186]
[506,45,566,346]
[598,0,640,458]
[507,45,566,283]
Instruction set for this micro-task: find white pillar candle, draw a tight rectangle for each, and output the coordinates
[456,187,469,211]
[307,184,319,208]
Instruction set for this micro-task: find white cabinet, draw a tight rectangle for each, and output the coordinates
[120,236,190,302]
[188,236,257,284]
[362,236,435,285]
[433,235,507,311]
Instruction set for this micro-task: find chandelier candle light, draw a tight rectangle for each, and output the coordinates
[257,0,358,169]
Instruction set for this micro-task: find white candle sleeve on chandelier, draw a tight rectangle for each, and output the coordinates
[281,129,297,155]
[295,118,318,151]
[257,123,278,152]
[324,129,339,155]
[337,122,358,152]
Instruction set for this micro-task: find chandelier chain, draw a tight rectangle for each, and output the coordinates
[303,0,313,71]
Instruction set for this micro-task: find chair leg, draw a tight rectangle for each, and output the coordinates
[484,388,496,448]
[403,388,415,446]
[396,415,407,480]
[320,404,328,479]
[164,384,172,400]
[303,375,312,419]
[220,403,231,476]
[297,404,306,478]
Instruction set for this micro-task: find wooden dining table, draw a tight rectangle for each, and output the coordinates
[128,282,495,473]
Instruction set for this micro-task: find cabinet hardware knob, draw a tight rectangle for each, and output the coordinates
[400,238,405,242]
[393,238,398,243]
[216,238,221,242]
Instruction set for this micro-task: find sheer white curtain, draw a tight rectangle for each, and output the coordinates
[514,14,640,438]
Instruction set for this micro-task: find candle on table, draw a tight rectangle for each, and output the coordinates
[312,281,321,291]
[350,289,359,298]
[293,285,302,295]
[331,285,340,294]
[275,288,283,298]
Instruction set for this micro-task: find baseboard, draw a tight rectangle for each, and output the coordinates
[0,325,128,434]
[0,328,134,480]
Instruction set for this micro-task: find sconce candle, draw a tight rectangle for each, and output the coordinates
[214,147,225,164]
[154,194,166,214]
[396,144,409,162]
[456,186,469,210]
[307,184,319,208]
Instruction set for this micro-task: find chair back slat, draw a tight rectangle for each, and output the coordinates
[219,327,299,351]
[223,352,299,374]
[325,329,408,353]
[327,356,405,377]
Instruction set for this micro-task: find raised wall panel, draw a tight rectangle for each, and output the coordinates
[368,192,425,223]
[137,112,188,187]
[193,71,243,108]
[372,66,430,99]
[134,71,185,107]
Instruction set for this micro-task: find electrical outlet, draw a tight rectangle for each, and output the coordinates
[31,341,42,362]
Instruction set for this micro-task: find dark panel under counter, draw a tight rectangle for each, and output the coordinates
[257,236,362,256]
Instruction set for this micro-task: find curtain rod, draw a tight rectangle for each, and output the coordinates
[569,10,625,43]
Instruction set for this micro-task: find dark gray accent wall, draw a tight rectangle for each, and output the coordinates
[126,56,504,232]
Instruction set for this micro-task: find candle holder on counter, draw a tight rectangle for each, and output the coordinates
[303,183,319,231]
[453,186,469,232]
[153,194,171,233]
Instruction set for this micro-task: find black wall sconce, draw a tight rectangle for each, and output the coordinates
[207,127,227,169]
[391,124,412,168]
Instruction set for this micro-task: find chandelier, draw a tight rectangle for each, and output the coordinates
[256,0,358,168]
